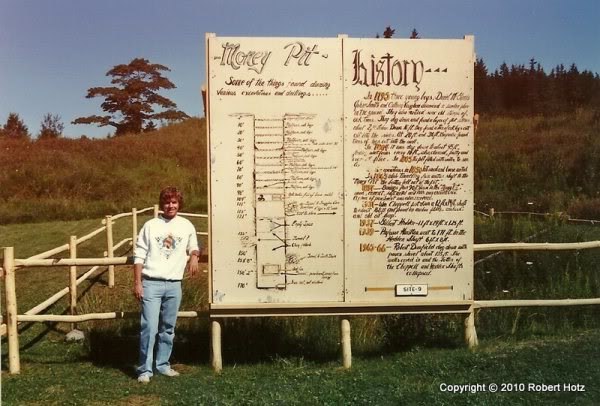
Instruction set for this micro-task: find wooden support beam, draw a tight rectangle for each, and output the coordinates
[69,235,77,331]
[105,215,115,288]
[341,318,352,369]
[132,208,138,248]
[211,320,223,373]
[464,307,478,349]
[3,247,20,374]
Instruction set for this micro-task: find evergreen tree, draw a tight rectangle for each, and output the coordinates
[371,24,600,116]
[474,58,491,113]
[73,58,189,136]
[383,26,395,38]
[2,113,30,139]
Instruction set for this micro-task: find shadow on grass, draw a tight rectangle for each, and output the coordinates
[220,318,341,364]
[86,314,473,371]
[15,272,104,353]
[86,317,344,370]
[88,333,210,378]
[87,317,212,379]
[378,314,465,353]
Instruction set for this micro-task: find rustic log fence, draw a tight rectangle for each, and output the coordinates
[1,205,208,373]
[2,209,600,374]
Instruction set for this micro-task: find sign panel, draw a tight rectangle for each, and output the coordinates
[207,35,474,308]
[343,38,474,303]
[208,37,345,304]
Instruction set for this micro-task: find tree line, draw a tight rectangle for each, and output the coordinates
[379,27,600,116]
[0,112,64,139]
[475,58,600,116]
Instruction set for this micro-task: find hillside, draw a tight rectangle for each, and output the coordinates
[475,109,600,218]
[0,118,207,224]
[1,110,600,224]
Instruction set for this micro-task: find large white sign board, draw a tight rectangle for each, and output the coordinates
[207,35,474,311]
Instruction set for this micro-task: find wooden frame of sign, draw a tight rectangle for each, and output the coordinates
[206,33,475,318]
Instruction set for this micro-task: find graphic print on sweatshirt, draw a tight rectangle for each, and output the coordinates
[155,233,183,259]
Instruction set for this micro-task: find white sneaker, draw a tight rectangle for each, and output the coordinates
[159,368,180,377]
[137,374,151,384]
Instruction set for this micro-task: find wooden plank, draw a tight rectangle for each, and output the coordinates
[17,310,203,323]
[474,241,600,252]
[26,244,69,260]
[474,298,600,308]
[16,257,134,267]
[112,238,132,251]
[209,301,472,317]
[77,226,107,244]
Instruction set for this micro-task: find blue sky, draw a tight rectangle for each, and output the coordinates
[1,0,598,138]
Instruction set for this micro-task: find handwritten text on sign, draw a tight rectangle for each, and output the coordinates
[208,36,474,306]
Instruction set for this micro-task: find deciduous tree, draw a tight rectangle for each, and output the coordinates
[73,58,188,136]
[38,113,64,139]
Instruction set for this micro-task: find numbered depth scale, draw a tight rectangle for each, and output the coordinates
[395,284,429,297]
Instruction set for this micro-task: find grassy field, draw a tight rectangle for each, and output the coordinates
[475,109,600,218]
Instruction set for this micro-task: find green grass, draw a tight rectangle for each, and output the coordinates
[474,215,600,338]
[2,329,599,405]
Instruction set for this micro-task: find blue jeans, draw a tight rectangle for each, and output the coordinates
[137,278,182,377]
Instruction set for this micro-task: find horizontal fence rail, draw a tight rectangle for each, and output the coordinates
[475,241,600,251]
[17,310,203,323]
[13,255,207,268]
[476,208,600,226]
[474,298,600,308]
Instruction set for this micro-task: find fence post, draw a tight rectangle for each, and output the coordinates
[132,208,138,247]
[3,247,21,374]
[464,306,479,349]
[153,204,159,218]
[69,236,77,331]
[341,318,352,369]
[211,320,223,373]
[105,215,115,288]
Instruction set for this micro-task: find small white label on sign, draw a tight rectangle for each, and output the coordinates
[395,284,428,296]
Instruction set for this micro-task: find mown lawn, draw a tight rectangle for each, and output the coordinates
[2,328,599,405]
